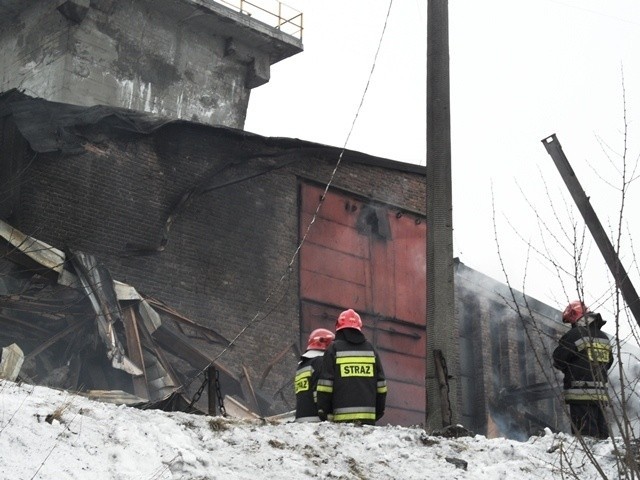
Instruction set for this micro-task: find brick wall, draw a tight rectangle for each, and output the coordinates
[455,261,567,437]
[10,120,425,412]
[4,99,564,429]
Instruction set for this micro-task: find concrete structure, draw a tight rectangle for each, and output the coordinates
[0,0,302,128]
[426,0,457,432]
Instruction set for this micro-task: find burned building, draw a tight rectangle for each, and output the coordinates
[0,0,569,437]
[0,90,568,434]
[0,89,430,424]
[455,261,568,439]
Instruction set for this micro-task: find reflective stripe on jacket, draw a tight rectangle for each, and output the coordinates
[552,315,612,405]
[564,380,609,402]
[316,330,387,424]
[294,352,324,421]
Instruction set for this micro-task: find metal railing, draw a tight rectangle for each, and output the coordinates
[215,0,303,40]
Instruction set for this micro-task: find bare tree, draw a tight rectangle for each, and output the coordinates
[493,73,640,479]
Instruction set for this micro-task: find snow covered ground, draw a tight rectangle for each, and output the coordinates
[0,380,629,479]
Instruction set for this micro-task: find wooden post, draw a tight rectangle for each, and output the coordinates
[208,365,217,415]
[433,349,452,426]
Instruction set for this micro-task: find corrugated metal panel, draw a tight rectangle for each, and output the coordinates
[0,218,65,275]
[390,213,426,324]
[369,317,425,358]
[300,185,369,310]
[383,382,425,423]
[301,184,426,322]
[367,314,425,426]
[299,183,427,426]
[300,212,369,257]
[369,238,396,315]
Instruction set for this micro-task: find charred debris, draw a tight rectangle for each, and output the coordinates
[0,218,274,419]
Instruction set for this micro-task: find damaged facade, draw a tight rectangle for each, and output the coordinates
[0,90,430,423]
[0,0,302,128]
[455,261,569,439]
[0,215,266,414]
[0,90,568,435]
[0,0,570,438]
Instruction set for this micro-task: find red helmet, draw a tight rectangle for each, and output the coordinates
[562,300,590,324]
[336,309,362,332]
[306,328,335,351]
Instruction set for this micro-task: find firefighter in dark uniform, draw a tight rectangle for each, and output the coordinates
[553,300,613,439]
[294,328,335,422]
[316,309,387,425]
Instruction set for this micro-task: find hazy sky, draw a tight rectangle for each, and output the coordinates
[245,0,640,336]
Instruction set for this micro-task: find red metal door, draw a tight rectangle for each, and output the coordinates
[299,182,426,426]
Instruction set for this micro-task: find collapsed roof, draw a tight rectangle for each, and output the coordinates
[0,218,273,416]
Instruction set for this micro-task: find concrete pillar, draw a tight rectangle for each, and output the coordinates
[0,0,302,128]
[426,0,459,430]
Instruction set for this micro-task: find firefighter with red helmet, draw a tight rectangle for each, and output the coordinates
[294,328,335,422]
[316,309,387,425]
[552,300,613,439]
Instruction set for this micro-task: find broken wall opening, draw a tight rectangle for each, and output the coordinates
[0,218,279,418]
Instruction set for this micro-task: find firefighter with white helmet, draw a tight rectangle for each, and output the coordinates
[294,328,335,422]
[316,309,387,425]
[552,300,613,439]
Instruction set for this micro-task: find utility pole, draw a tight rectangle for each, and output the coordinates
[542,134,640,326]
[426,0,458,430]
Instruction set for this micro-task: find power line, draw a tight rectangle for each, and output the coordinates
[183,0,396,397]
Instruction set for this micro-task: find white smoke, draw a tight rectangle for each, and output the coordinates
[608,340,640,436]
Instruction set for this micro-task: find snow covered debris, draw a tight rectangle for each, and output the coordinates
[0,380,627,479]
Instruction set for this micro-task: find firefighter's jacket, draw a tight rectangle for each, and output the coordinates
[552,313,613,404]
[294,350,325,422]
[316,328,387,424]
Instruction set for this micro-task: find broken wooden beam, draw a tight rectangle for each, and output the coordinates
[24,320,85,360]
